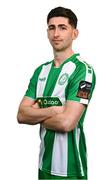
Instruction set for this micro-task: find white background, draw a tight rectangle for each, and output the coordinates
[0,0,112,179]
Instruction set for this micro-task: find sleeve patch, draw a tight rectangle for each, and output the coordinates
[77,81,92,99]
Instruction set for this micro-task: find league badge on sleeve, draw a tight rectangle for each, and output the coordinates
[77,81,92,99]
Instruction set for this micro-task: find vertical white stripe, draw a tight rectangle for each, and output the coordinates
[51,62,76,176]
[76,127,84,176]
[52,62,76,104]
[39,126,46,169]
[85,65,93,83]
[36,63,52,97]
[51,132,68,176]
[36,63,52,170]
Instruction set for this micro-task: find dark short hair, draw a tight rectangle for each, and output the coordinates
[47,7,78,28]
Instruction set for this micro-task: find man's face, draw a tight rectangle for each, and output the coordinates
[47,17,78,52]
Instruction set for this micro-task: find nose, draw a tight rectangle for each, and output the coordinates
[54,28,60,38]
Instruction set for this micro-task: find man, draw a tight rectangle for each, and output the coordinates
[17,6,96,179]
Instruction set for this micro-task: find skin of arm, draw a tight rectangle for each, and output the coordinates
[42,101,85,132]
[17,97,65,125]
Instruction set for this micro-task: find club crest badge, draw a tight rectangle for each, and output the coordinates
[58,73,69,85]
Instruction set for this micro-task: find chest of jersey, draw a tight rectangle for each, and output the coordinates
[36,61,76,106]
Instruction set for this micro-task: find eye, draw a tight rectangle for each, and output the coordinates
[49,27,54,30]
[48,26,55,30]
[60,26,67,30]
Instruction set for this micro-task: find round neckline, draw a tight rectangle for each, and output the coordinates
[52,53,79,69]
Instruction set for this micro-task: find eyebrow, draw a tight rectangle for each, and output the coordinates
[48,24,68,28]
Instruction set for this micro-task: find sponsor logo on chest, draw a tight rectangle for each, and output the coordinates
[36,97,62,108]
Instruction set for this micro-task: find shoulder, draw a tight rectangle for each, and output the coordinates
[76,55,96,84]
[70,55,95,77]
[75,55,95,72]
[69,55,96,83]
[34,60,52,75]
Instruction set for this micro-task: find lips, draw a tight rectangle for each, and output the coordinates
[52,39,62,43]
[52,39,62,42]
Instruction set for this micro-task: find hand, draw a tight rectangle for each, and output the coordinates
[32,102,39,109]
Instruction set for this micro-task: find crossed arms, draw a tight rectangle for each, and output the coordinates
[17,97,85,132]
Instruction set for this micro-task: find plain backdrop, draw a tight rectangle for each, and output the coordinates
[0,0,112,179]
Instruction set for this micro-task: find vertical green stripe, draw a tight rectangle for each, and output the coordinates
[43,65,61,97]
[67,130,81,176]
[42,130,55,171]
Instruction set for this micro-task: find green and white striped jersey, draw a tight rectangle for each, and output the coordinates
[25,53,96,178]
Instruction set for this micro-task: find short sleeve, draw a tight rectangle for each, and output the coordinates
[24,66,42,100]
[67,63,96,105]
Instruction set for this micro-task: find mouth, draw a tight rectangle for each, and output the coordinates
[52,38,62,41]
[52,40,62,44]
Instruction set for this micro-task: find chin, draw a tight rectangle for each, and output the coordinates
[54,48,63,52]
[54,46,68,52]
[53,45,64,51]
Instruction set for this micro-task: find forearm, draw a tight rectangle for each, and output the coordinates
[17,106,57,125]
[42,101,85,132]
[42,113,67,132]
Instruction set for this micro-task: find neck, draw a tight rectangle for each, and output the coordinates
[53,49,75,67]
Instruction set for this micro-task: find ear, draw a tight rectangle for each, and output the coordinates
[72,29,79,40]
[47,28,49,38]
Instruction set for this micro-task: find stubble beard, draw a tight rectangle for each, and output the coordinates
[52,42,71,53]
